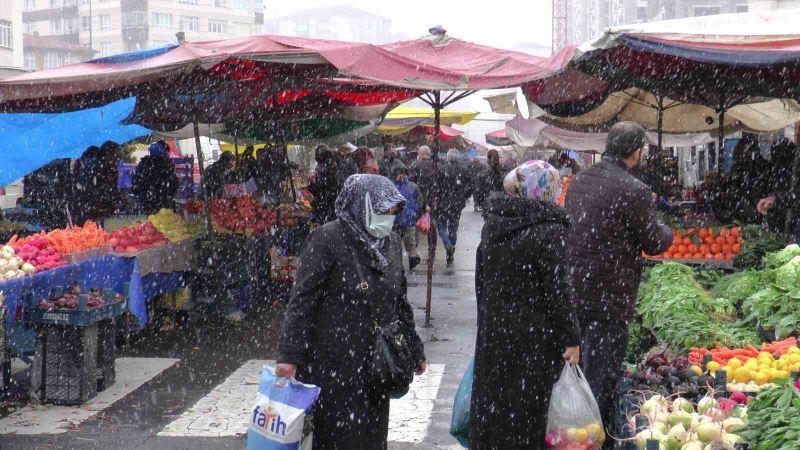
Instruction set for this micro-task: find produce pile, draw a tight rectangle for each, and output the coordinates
[0,245,34,280]
[210,197,278,235]
[42,221,108,254]
[632,394,747,449]
[687,338,798,392]
[628,350,709,398]
[637,262,759,354]
[650,227,743,261]
[109,222,168,253]
[35,284,123,310]
[740,244,800,340]
[147,208,196,242]
[10,237,68,272]
[545,422,604,450]
[740,382,800,450]
[732,225,787,270]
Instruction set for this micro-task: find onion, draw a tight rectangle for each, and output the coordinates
[681,442,703,450]
[721,418,744,433]
[694,422,723,443]
[636,428,666,448]
[697,397,717,414]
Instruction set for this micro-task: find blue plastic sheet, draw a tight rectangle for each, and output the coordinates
[0,98,150,186]
[3,254,185,355]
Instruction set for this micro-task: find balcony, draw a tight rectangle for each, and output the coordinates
[22,5,79,23]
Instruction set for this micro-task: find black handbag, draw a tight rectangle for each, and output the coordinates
[344,241,416,399]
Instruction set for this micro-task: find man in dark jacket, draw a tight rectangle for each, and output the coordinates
[566,122,672,443]
[379,143,406,178]
[308,145,340,225]
[132,141,179,214]
[437,149,472,263]
[472,149,504,212]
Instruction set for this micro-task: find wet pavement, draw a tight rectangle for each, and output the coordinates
[0,206,482,450]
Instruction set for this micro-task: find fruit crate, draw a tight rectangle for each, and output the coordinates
[30,323,98,405]
[29,287,127,327]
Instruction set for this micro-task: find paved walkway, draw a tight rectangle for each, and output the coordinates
[0,207,482,450]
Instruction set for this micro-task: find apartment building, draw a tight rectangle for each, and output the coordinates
[0,0,23,70]
[264,5,392,44]
[22,0,264,71]
[558,0,750,48]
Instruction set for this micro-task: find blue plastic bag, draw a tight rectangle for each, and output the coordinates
[449,358,474,448]
[247,366,321,450]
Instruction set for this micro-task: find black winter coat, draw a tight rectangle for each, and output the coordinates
[470,195,580,450]
[131,154,179,214]
[409,159,441,209]
[277,220,425,449]
[439,161,472,217]
[307,167,340,224]
[565,156,672,321]
[472,163,504,209]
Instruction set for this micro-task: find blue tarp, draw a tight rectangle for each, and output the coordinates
[4,254,186,355]
[0,97,150,186]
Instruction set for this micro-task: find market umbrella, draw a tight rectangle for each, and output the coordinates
[525,9,800,167]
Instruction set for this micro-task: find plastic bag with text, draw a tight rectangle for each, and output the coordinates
[416,211,431,234]
[545,364,604,449]
[247,366,321,450]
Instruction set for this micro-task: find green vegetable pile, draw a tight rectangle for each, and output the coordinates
[637,262,760,354]
[740,383,800,450]
[742,249,800,340]
[733,225,788,269]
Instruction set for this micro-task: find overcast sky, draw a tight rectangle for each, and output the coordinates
[267,1,553,51]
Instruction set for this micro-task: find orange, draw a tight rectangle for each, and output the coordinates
[720,227,730,237]
[726,235,737,245]
[722,244,732,253]
[711,244,722,254]
[693,252,703,259]
[668,245,678,254]
[705,236,716,245]
[673,253,684,259]
[714,253,724,260]
[715,236,726,245]
[663,252,673,259]
[688,244,699,254]
[700,244,710,254]
[699,228,709,239]
[683,237,693,246]
[731,227,740,237]
[678,245,688,254]
[733,244,741,254]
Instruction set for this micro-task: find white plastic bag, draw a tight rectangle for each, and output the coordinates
[247,366,320,450]
[545,364,605,449]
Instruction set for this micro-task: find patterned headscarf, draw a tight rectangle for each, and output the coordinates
[503,160,562,203]
[335,174,406,270]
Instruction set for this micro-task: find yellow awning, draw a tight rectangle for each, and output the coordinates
[384,106,478,125]
[219,143,267,154]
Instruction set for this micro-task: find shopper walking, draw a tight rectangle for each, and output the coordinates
[565,122,672,447]
[276,174,427,450]
[393,166,424,271]
[131,141,179,214]
[308,145,341,225]
[354,146,381,175]
[438,149,472,263]
[379,143,406,178]
[470,160,581,450]
[472,149,504,212]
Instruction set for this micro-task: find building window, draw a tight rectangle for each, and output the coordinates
[122,12,147,27]
[25,0,36,10]
[64,18,78,34]
[0,21,11,49]
[209,19,227,34]
[179,16,199,32]
[81,16,91,32]
[736,4,748,13]
[44,51,64,69]
[151,13,172,28]
[230,0,246,8]
[24,53,36,71]
[214,0,226,6]
[100,41,112,56]
[50,19,63,35]
[99,14,111,31]
[178,0,199,5]
[693,6,721,17]
[24,22,36,35]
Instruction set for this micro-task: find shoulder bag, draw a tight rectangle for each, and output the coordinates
[344,239,416,399]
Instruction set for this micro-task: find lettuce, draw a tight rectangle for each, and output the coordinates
[764,244,800,269]
[775,256,800,292]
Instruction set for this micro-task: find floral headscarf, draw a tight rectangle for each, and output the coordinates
[335,174,406,270]
[502,160,562,203]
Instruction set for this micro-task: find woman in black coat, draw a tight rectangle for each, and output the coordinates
[470,160,581,450]
[276,174,427,450]
[308,145,341,225]
[132,141,179,214]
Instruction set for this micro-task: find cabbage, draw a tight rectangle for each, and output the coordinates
[775,256,800,292]
[764,244,800,269]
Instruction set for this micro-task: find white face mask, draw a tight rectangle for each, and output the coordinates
[364,193,396,238]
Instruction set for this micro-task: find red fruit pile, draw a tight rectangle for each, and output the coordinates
[13,237,69,272]
[109,222,168,253]
[210,197,278,235]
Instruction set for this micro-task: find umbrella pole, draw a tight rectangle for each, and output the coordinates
[656,95,664,196]
[425,90,441,327]
[192,115,213,234]
[717,94,726,174]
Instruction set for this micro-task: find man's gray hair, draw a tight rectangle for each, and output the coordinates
[605,121,646,159]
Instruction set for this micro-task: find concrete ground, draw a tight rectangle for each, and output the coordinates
[0,206,482,450]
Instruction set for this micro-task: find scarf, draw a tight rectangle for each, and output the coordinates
[335,174,406,270]
[502,160,562,203]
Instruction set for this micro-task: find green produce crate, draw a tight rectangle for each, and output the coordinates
[29,288,127,327]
